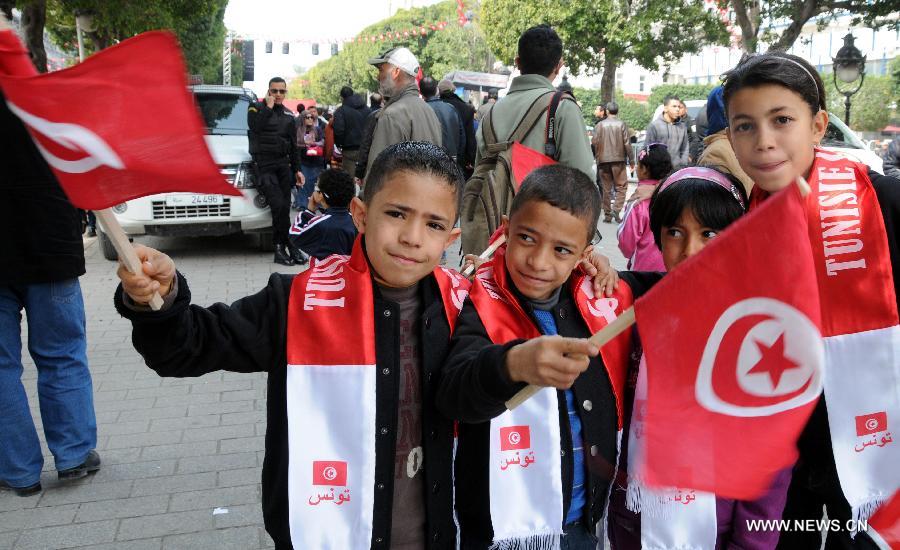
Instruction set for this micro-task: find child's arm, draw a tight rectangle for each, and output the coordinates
[115,245,291,378]
[436,300,597,423]
[617,201,646,262]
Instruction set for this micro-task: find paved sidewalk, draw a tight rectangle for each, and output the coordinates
[1,203,630,549]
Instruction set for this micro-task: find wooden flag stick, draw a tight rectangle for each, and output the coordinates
[505,306,636,410]
[94,208,164,311]
[462,234,507,277]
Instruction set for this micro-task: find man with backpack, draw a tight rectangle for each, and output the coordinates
[461,25,595,255]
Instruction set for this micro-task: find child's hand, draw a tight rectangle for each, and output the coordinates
[504,336,599,389]
[461,254,487,276]
[578,251,619,297]
[117,245,176,305]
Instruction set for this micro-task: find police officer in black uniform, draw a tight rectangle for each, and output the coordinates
[248,77,307,266]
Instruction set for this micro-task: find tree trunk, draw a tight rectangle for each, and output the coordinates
[730,0,760,52]
[21,0,47,73]
[600,56,617,104]
[768,0,820,52]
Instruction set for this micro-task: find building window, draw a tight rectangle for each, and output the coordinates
[312,43,319,56]
[331,43,338,56]
[265,41,272,54]
[282,42,290,54]
[639,75,645,92]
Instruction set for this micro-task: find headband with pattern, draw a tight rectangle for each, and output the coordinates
[657,167,746,210]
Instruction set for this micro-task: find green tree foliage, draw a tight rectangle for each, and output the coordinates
[42,0,229,82]
[726,0,900,53]
[291,0,492,105]
[890,56,900,99]
[574,87,652,132]
[823,73,895,132]
[647,83,718,107]
[479,0,729,102]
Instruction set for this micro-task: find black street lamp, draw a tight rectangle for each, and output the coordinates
[831,33,867,126]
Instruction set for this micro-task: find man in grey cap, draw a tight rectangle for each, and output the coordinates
[364,47,443,181]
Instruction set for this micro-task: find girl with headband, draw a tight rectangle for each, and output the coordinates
[723,51,900,549]
[609,167,793,550]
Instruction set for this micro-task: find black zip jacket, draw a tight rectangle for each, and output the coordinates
[114,270,458,550]
[435,272,659,549]
[333,94,370,150]
[0,95,84,285]
[440,91,476,167]
[248,101,300,173]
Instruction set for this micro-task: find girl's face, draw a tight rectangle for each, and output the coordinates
[661,209,720,271]
[726,84,828,193]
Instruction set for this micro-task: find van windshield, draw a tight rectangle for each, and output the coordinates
[195,93,250,135]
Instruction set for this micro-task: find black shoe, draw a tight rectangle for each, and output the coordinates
[58,449,101,481]
[0,479,42,497]
[287,244,309,265]
[614,214,622,223]
[603,216,613,224]
[274,246,295,266]
[87,227,97,237]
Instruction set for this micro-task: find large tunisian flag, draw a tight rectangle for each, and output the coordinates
[0,30,240,210]
[633,185,824,500]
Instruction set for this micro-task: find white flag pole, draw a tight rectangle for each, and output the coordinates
[95,209,163,311]
[462,234,506,277]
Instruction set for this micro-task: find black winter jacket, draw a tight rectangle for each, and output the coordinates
[0,96,84,285]
[440,91,476,167]
[436,272,659,549]
[114,268,458,550]
[247,102,300,173]
[333,94,370,150]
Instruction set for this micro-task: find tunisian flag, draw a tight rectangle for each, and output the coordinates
[633,185,824,499]
[0,30,240,210]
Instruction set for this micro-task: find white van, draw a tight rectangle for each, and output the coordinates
[98,85,273,260]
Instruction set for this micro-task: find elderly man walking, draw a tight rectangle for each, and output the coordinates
[364,47,442,180]
[592,101,634,223]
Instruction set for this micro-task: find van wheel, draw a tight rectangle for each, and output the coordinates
[257,231,273,252]
[99,230,119,261]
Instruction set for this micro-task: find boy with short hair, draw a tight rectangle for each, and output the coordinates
[437,165,658,550]
[289,168,357,259]
[115,142,470,550]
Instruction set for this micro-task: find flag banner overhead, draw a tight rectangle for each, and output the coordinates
[634,186,824,500]
[0,30,240,210]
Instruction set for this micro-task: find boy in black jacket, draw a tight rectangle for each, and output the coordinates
[115,142,468,550]
[289,168,357,259]
[436,165,658,550]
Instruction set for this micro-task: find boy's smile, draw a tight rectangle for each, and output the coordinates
[351,171,460,289]
[503,200,593,301]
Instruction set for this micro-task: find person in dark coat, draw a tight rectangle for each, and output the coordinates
[289,168,357,259]
[332,86,370,178]
[438,78,477,176]
[0,95,100,498]
[421,77,465,163]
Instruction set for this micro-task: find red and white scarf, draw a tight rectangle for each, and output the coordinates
[468,247,633,550]
[625,356,718,550]
[752,150,900,529]
[284,237,469,549]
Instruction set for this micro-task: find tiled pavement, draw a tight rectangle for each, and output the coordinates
[1,203,629,549]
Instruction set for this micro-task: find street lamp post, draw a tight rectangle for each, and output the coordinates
[75,12,94,63]
[831,33,867,127]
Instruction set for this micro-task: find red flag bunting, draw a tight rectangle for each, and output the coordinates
[634,186,824,499]
[0,31,239,210]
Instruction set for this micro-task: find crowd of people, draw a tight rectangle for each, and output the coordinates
[2,13,898,550]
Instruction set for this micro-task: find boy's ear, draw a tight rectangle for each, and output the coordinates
[350,196,367,234]
[444,227,462,250]
[580,244,594,261]
[501,215,510,239]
